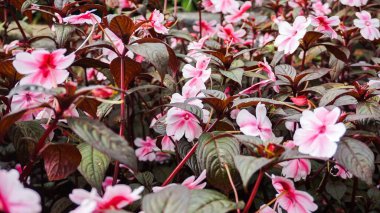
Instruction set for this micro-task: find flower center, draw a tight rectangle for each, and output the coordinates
[319,125,327,134]
[184,113,190,120]
[365,21,371,26]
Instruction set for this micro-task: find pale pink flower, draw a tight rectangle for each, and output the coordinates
[271,175,318,213]
[210,0,239,14]
[11,91,48,120]
[193,20,217,36]
[293,107,346,158]
[104,28,125,56]
[149,9,168,34]
[69,185,143,212]
[257,33,274,46]
[230,108,241,119]
[63,10,101,25]
[161,136,175,152]
[182,55,211,82]
[86,68,107,81]
[150,113,163,128]
[217,24,246,44]
[311,16,340,39]
[134,137,159,161]
[166,107,203,142]
[236,103,274,140]
[259,205,276,213]
[353,11,380,41]
[239,79,273,95]
[155,151,171,162]
[0,169,41,213]
[330,164,352,179]
[340,0,367,7]
[255,0,264,7]
[311,0,331,16]
[279,141,311,181]
[182,77,207,97]
[4,40,20,54]
[152,170,206,192]
[285,121,299,132]
[274,16,310,54]
[225,1,251,23]
[13,49,75,88]
[187,36,209,60]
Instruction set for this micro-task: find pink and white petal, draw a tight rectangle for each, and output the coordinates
[325,123,346,142]
[182,64,197,79]
[13,53,40,74]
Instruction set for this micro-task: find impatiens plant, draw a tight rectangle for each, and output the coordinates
[0,0,380,213]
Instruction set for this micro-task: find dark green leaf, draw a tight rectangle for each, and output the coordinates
[233,155,274,187]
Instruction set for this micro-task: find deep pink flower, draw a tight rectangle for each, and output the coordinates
[312,0,331,16]
[217,24,246,44]
[182,55,211,82]
[63,10,101,25]
[354,11,380,41]
[330,164,352,179]
[293,107,346,158]
[311,16,340,39]
[13,49,75,88]
[271,175,318,213]
[149,9,168,34]
[210,0,239,14]
[236,103,274,140]
[0,169,41,213]
[119,0,136,9]
[166,107,202,142]
[279,141,311,181]
[91,87,114,99]
[69,185,143,212]
[225,1,251,23]
[340,0,367,7]
[193,20,217,36]
[274,16,310,54]
[152,170,207,192]
[290,95,308,106]
[134,137,159,161]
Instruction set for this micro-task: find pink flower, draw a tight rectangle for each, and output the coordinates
[166,107,203,142]
[311,0,331,16]
[259,205,276,213]
[239,79,273,95]
[4,40,20,54]
[63,10,101,25]
[149,9,168,34]
[293,107,346,158]
[104,28,125,55]
[274,16,310,54]
[161,136,175,152]
[69,185,143,212]
[279,141,311,181]
[311,16,340,39]
[230,108,241,119]
[182,55,211,82]
[102,177,120,191]
[257,33,275,46]
[150,113,163,128]
[340,0,367,7]
[193,20,217,36]
[258,58,279,92]
[13,49,75,88]
[202,0,217,13]
[0,169,41,213]
[236,103,274,140]
[210,0,239,14]
[225,1,251,23]
[285,121,299,132]
[11,91,48,120]
[86,68,107,81]
[217,24,246,44]
[271,175,318,213]
[330,164,352,179]
[119,0,136,9]
[134,137,159,161]
[353,11,380,41]
[152,170,207,192]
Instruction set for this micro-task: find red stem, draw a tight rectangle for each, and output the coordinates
[20,119,59,182]
[243,170,264,213]
[113,56,126,185]
[161,142,199,186]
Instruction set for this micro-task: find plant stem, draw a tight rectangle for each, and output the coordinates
[10,6,28,42]
[243,170,264,213]
[20,118,59,183]
[198,1,202,37]
[301,49,307,71]
[113,56,126,185]
[224,163,240,213]
[162,142,199,186]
